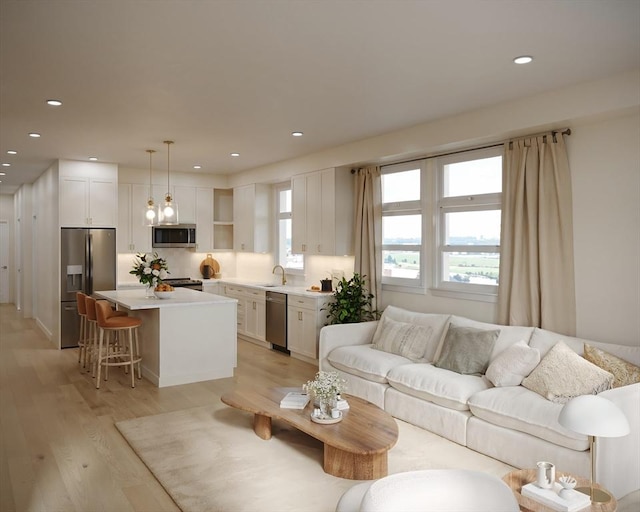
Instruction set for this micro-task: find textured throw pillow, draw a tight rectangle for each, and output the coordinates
[371,315,435,363]
[522,341,614,404]
[485,340,541,387]
[584,344,640,388]
[435,326,499,375]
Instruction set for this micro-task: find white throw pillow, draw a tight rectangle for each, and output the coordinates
[372,315,435,363]
[522,340,614,404]
[485,340,540,387]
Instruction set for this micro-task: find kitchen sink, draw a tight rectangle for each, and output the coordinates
[260,284,279,288]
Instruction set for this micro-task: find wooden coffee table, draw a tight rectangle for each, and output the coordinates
[221,387,399,480]
[503,468,617,512]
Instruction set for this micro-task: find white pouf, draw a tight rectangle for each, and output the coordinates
[336,469,519,512]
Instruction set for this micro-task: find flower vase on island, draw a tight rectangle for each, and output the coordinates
[130,252,169,298]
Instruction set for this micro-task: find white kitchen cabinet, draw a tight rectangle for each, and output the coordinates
[195,188,214,251]
[291,167,354,256]
[202,281,221,295]
[117,184,152,253]
[221,283,266,342]
[287,294,330,361]
[173,186,197,224]
[213,188,234,250]
[59,175,118,227]
[233,184,270,253]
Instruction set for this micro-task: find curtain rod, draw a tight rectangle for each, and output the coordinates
[351,128,571,173]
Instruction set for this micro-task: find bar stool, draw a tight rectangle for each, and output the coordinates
[94,300,143,389]
[76,292,89,368]
[85,296,127,376]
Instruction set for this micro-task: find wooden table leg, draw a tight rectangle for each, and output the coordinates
[253,413,272,440]
[324,444,388,480]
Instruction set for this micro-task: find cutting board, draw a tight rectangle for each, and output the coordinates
[199,254,220,278]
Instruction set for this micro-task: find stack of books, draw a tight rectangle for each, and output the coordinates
[522,482,591,512]
[279,392,310,409]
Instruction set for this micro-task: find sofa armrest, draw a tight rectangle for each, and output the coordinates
[318,321,378,371]
[597,382,640,498]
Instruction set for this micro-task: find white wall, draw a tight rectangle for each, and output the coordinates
[570,110,640,345]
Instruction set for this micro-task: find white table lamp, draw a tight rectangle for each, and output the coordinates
[558,394,630,503]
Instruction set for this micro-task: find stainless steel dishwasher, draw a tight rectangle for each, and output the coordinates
[266,291,288,354]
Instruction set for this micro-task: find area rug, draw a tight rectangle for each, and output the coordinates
[115,400,514,512]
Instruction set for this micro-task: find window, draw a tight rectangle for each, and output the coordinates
[275,183,303,271]
[381,163,424,288]
[435,147,502,297]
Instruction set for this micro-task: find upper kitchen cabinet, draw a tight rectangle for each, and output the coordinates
[213,188,234,250]
[291,167,354,256]
[59,160,118,227]
[117,183,152,253]
[233,184,270,253]
[173,185,196,224]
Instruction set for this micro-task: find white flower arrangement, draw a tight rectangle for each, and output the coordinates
[130,252,169,287]
[304,371,347,403]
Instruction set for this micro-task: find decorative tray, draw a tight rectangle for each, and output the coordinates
[311,411,342,424]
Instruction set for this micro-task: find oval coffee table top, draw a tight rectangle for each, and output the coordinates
[221,386,398,455]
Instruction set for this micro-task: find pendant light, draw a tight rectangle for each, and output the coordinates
[158,140,179,224]
[144,149,157,226]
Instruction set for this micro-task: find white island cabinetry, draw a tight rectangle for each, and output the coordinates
[95,288,237,387]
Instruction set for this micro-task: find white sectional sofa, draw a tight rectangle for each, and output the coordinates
[319,306,640,499]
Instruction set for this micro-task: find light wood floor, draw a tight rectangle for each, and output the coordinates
[0,303,318,512]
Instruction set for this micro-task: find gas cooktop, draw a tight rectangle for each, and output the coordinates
[163,277,203,286]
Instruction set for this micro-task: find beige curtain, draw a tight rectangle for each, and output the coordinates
[354,166,382,311]
[498,133,576,335]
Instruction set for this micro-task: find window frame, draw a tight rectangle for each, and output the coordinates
[431,147,502,301]
[380,161,427,291]
[274,182,304,275]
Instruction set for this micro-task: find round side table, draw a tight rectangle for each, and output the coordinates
[502,468,617,512]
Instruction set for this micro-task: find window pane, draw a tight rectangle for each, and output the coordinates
[278,218,303,270]
[382,169,420,203]
[442,252,499,285]
[382,215,421,244]
[443,156,502,197]
[279,189,291,213]
[383,250,420,279]
[444,210,500,245]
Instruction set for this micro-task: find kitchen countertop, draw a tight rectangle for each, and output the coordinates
[204,277,335,298]
[96,288,237,310]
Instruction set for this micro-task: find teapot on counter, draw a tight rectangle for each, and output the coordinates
[320,279,333,292]
[202,264,214,279]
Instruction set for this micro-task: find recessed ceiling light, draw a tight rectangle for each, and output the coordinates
[89,157,98,161]
[193,165,202,169]
[0,172,6,176]
[7,150,17,155]
[513,55,533,64]
[291,131,303,137]
[29,132,41,138]
[1,163,10,167]
[230,152,240,157]
[47,99,63,106]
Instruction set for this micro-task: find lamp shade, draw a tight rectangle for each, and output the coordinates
[558,395,630,438]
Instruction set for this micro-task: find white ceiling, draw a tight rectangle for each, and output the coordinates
[1,0,639,194]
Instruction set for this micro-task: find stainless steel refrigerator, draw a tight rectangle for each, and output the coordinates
[60,228,116,348]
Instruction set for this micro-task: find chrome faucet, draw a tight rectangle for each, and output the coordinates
[272,265,287,285]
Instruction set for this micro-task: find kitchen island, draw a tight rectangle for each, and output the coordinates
[95,288,237,387]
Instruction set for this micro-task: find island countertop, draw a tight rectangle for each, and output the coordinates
[95,288,237,310]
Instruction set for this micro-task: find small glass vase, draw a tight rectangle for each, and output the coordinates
[318,395,337,419]
[145,284,155,298]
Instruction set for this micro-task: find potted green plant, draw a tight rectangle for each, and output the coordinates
[324,273,379,324]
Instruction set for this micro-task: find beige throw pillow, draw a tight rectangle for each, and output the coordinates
[435,326,499,375]
[522,340,614,404]
[372,315,435,363]
[485,340,541,387]
[584,344,640,388]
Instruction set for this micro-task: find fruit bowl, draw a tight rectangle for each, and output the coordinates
[154,290,175,299]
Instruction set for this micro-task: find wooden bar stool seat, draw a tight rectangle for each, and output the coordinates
[94,300,142,389]
[85,296,127,376]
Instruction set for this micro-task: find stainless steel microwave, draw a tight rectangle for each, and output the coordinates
[152,224,197,248]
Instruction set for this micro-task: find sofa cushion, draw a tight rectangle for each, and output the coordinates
[485,340,540,387]
[468,386,589,451]
[435,326,498,375]
[387,364,491,411]
[372,315,439,363]
[328,344,411,384]
[373,306,450,362]
[522,341,614,404]
[445,316,535,362]
[583,344,640,388]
